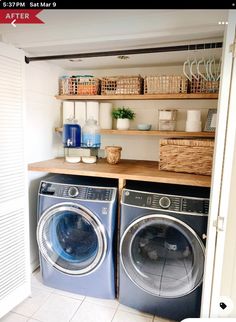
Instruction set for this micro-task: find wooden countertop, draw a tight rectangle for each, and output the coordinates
[28,158,211,187]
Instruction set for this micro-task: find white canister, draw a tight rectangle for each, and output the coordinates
[185,120,202,132]
[187,110,201,122]
[99,103,113,129]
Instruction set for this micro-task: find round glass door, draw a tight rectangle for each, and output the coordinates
[37,203,107,275]
[120,214,205,298]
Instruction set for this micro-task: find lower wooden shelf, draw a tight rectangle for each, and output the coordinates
[28,158,211,187]
[55,127,215,138]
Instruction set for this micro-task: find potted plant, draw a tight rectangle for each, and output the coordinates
[112,107,135,130]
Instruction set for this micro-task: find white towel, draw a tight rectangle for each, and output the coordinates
[63,102,74,124]
[75,102,87,127]
[99,103,113,129]
[86,102,99,124]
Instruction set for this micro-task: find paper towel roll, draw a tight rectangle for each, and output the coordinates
[99,103,113,129]
[186,120,202,132]
[75,102,86,127]
[86,102,99,124]
[63,102,74,124]
[187,110,201,122]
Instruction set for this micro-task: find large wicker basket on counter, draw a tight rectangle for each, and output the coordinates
[159,138,214,176]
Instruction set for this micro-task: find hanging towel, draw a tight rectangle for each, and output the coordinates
[75,102,87,127]
[99,103,113,129]
[63,102,74,124]
[86,101,99,124]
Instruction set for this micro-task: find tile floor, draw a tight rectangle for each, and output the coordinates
[0,269,173,322]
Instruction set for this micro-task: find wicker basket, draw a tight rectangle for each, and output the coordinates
[159,138,214,176]
[189,75,219,93]
[59,76,100,95]
[144,75,188,94]
[101,76,143,95]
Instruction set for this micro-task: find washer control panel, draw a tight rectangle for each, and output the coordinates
[123,189,209,215]
[40,182,114,201]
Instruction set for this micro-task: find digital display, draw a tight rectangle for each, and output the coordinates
[182,199,205,213]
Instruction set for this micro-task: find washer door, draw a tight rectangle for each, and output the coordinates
[37,203,107,275]
[120,214,205,298]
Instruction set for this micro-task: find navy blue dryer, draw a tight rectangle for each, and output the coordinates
[119,182,210,321]
[37,174,117,299]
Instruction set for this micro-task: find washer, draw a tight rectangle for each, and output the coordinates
[119,182,210,321]
[37,174,117,299]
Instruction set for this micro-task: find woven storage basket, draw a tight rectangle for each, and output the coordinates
[101,76,143,95]
[144,75,188,94]
[59,76,100,95]
[189,75,219,93]
[159,139,214,176]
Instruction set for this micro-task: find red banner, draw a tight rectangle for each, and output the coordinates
[0,9,44,24]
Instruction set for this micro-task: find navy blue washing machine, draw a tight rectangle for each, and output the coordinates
[37,174,118,299]
[119,181,210,321]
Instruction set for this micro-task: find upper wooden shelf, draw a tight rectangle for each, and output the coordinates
[55,93,218,100]
[55,127,215,138]
[28,158,211,187]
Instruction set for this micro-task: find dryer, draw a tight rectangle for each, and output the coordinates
[119,182,210,321]
[37,174,117,299]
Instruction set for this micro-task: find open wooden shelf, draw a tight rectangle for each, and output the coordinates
[55,127,215,138]
[28,158,211,187]
[56,93,218,100]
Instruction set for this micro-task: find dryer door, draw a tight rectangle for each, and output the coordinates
[120,214,205,298]
[37,203,107,275]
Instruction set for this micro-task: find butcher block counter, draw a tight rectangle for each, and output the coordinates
[28,158,211,188]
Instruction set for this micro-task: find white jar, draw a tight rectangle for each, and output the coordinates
[81,118,101,148]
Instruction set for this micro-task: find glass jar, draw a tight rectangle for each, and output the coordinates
[81,119,101,148]
[63,118,81,148]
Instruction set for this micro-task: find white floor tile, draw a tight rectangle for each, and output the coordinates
[12,287,51,317]
[71,301,116,322]
[112,310,153,322]
[85,296,119,309]
[32,293,82,322]
[118,304,153,318]
[0,312,28,322]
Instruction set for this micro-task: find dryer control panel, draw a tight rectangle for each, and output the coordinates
[39,182,114,201]
[122,189,209,215]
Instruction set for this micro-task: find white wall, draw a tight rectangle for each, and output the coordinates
[26,61,64,271]
[67,66,218,160]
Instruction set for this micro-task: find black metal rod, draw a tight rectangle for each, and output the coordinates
[24,42,223,64]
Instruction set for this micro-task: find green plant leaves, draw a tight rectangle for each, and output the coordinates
[112,107,135,120]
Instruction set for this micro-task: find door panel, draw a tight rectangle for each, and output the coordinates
[0,42,30,319]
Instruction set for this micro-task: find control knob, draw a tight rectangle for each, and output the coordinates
[159,196,171,209]
[68,186,79,198]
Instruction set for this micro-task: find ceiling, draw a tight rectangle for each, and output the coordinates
[0,9,228,70]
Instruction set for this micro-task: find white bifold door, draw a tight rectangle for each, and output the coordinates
[0,42,30,318]
[201,10,236,318]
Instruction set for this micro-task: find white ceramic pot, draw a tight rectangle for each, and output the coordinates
[116,118,130,130]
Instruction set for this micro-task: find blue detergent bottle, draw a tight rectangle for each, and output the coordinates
[63,118,81,148]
